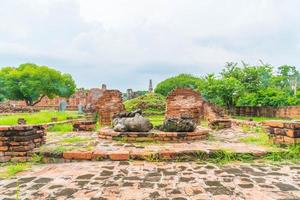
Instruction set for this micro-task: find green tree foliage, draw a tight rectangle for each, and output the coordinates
[155,62,300,109]
[124,93,166,115]
[154,74,203,96]
[0,63,76,106]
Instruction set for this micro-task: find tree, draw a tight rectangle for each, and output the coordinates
[0,63,76,106]
[154,74,203,96]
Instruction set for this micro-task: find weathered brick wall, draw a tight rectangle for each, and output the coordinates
[165,88,204,123]
[234,106,300,118]
[0,125,46,162]
[165,88,231,129]
[96,90,125,126]
[0,103,39,113]
[7,86,106,111]
[73,120,96,131]
[263,121,300,144]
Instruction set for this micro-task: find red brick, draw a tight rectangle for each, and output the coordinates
[92,150,108,160]
[109,151,129,161]
[0,146,8,151]
[63,151,93,160]
[263,121,285,128]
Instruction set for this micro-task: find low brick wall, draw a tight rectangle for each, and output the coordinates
[73,120,96,131]
[263,121,300,144]
[234,106,300,118]
[0,125,46,162]
[98,127,209,142]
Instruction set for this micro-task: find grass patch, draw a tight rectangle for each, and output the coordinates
[146,115,164,126]
[47,123,73,133]
[232,116,284,122]
[239,125,271,146]
[59,136,93,144]
[264,145,300,162]
[0,163,30,178]
[0,110,81,125]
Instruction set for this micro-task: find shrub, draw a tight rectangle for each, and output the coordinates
[124,93,166,115]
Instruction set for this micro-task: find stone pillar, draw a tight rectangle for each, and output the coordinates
[148,79,153,93]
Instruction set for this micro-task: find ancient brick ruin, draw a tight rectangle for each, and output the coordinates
[98,127,209,142]
[165,88,231,129]
[165,88,204,123]
[234,106,300,119]
[73,120,96,131]
[96,90,125,126]
[263,121,300,144]
[7,84,108,111]
[0,125,46,162]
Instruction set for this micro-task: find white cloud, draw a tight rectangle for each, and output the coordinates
[0,0,300,91]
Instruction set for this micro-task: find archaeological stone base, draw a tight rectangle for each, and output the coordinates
[98,126,210,142]
[0,125,46,162]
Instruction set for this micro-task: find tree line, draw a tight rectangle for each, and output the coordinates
[155,62,300,110]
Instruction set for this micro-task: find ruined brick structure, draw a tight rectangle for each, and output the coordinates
[0,125,46,162]
[165,88,204,123]
[7,84,107,111]
[165,88,231,128]
[263,121,300,144]
[234,106,300,118]
[96,90,125,126]
[73,120,96,131]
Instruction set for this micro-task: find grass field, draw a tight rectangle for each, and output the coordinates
[0,110,82,125]
[232,116,287,122]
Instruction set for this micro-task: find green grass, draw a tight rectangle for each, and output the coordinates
[47,124,73,133]
[59,136,93,144]
[0,163,30,178]
[0,110,81,125]
[146,115,164,126]
[239,125,271,146]
[232,116,285,122]
[264,145,300,162]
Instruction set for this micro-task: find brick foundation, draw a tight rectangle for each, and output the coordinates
[96,90,125,126]
[263,121,300,144]
[0,125,46,162]
[73,120,96,131]
[98,127,209,142]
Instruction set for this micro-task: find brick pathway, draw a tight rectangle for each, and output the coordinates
[1,161,300,199]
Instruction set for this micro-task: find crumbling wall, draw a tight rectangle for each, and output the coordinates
[234,106,300,118]
[96,90,125,126]
[0,125,46,162]
[165,88,204,123]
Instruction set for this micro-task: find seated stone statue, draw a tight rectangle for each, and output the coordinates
[112,109,153,132]
[160,114,197,132]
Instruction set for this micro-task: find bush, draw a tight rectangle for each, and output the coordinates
[154,74,203,96]
[124,93,166,115]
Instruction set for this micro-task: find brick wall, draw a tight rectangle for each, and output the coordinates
[165,88,231,129]
[234,106,300,118]
[7,87,106,111]
[96,90,125,126]
[263,121,300,144]
[165,88,204,123]
[0,125,46,162]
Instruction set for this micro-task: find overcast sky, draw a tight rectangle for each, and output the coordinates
[0,0,300,91]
